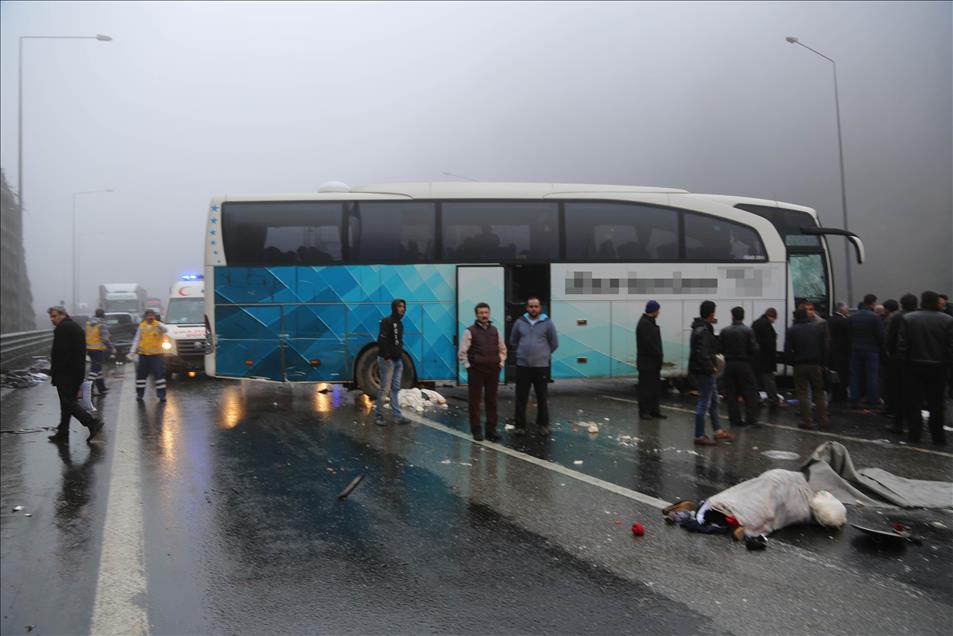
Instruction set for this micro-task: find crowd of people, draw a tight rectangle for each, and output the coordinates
[679,291,953,447]
[44,288,952,449]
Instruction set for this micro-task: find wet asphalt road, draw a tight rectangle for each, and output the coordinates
[2,364,952,635]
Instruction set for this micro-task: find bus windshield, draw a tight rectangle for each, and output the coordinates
[165,298,204,325]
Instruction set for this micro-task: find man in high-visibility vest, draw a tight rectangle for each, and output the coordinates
[85,308,113,396]
[128,309,169,402]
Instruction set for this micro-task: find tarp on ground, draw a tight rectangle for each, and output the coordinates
[707,469,814,537]
[801,441,953,509]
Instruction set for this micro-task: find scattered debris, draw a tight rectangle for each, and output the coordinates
[12,505,24,512]
[761,450,800,460]
[440,459,452,464]
[337,473,365,500]
[573,460,584,465]
[23,513,32,518]
[397,388,449,413]
[587,423,600,434]
[929,521,948,529]
[504,423,515,431]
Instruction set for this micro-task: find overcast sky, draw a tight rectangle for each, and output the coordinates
[1,0,950,317]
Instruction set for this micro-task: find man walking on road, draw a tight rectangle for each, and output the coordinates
[129,309,169,403]
[458,303,507,441]
[689,301,734,446]
[46,306,104,444]
[897,291,953,446]
[511,297,558,437]
[375,299,409,426]
[752,307,781,407]
[85,308,113,396]
[719,306,760,427]
[636,300,666,420]
[786,308,829,430]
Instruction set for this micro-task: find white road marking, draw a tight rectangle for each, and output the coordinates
[401,412,672,509]
[90,366,150,635]
[600,395,953,459]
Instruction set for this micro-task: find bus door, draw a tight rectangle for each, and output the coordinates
[456,266,504,385]
[503,264,550,383]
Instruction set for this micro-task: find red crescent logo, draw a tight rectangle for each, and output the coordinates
[178,286,193,296]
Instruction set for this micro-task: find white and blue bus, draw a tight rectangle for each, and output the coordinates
[202,182,864,393]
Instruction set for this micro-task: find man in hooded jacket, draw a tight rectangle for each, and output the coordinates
[375,299,409,426]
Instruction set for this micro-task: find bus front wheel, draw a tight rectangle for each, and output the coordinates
[354,347,416,397]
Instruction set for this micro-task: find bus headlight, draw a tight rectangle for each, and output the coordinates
[161,337,173,351]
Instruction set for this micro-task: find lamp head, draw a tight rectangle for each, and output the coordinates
[785,36,799,44]
[96,34,113,42]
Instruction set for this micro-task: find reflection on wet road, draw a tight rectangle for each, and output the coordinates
[2,369,951,635]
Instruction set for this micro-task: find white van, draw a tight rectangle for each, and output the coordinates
[162,275,206,377]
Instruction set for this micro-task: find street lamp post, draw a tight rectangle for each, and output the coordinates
[18,34,112,215]
[73,189,113,313]
[786,36,853,305]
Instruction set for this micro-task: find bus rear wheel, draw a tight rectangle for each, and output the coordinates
[354,347,416,397]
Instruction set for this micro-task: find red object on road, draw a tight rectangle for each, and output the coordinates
[631,522,645,536]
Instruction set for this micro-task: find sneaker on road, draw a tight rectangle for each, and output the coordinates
[694,436,717,446]
[374,414,386,426]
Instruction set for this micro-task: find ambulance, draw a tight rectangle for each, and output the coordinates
[162,275,206,377]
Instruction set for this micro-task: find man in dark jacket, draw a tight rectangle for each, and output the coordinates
[689,301,734,446]
[785,309,829,430]
[828,302,851,403]
[47,306,104,444]
[884,294,917,433]
[510,297,559,437]
[375,299,408,427]
[751,308,780,407]
[897,291,953,446]
[636,300,666,420]
[458,303,507,441]
[719,306,760,427]
[848,293,885,410]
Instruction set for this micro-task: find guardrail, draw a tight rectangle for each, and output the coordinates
[0,330,53,372]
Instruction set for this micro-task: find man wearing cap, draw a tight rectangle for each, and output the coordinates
[752,307,782,407]
[636,300,666,420]
[128,308,169,402]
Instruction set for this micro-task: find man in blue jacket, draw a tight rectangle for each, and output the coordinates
[510,297,558,437]
[848,293,885,410]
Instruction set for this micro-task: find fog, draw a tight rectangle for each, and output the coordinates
[1,1,950,319]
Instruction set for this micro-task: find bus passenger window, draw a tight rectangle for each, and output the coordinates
[683,212,765,261]
[566,202,678,261]
[442,202,558,261]
[351,202,436,262]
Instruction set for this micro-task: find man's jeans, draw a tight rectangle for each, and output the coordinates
[850,349,880,407]
[693,374,721,438]
[375,357,403,419]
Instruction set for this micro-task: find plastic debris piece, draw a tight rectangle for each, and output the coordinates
[631,522,645,536]
[573,460,584,465]
[12,505,23,512]
[761,450,800,460]
[24,513,32,517]
[337,473,365,500]
[929,521,948,529]
[440,459,452,464]
[504,423,515,431]
[587,423,599,434]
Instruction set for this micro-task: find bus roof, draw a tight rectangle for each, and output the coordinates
[211,183,813,216]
